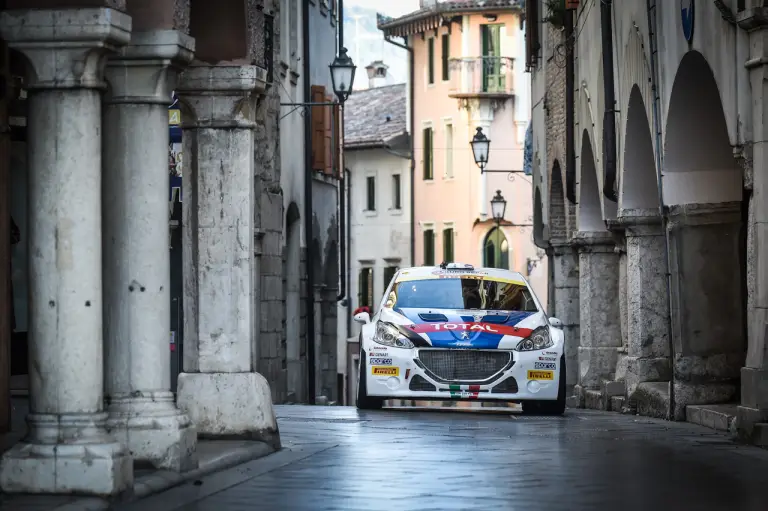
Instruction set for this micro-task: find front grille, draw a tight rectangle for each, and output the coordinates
[491,377,519,394]
[417,349,511,382]
[409,374,436,392]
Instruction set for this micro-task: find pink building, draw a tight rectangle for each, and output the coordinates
[378,0,547,307]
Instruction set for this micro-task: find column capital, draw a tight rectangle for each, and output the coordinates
[0,8,131,90]
[571,230,616,253]
[105,30,195,105]
[617,208,664,237]
[177,64,268,129]
[667,201,742,228]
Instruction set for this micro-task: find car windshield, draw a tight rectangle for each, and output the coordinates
[389,277,538,312]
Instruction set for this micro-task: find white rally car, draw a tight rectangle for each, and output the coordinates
[354,262,566,414]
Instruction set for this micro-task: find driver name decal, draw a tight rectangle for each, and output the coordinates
[408,322,533,338]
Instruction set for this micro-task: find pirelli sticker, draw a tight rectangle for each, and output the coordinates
[527,370,554,381]
[371,366,399,376]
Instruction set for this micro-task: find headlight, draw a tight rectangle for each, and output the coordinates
[373,322,415,349]
[515,327,553,352]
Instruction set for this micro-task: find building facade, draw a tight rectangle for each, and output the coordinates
[378,0,547,307]
[530,0,768,445]
[0,0,341,496]
[338,66,411,404]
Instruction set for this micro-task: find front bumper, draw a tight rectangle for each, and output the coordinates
[363,345,562,401]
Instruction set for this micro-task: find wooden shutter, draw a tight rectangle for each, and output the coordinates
[423,127,433,180]
[333,103,341,177]
[323,94,333,175]
[310,85,326,171]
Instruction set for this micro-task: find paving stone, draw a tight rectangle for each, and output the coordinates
[117,405,768,511]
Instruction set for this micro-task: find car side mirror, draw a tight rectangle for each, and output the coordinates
[549,316,563,329]
[354,312,371,324]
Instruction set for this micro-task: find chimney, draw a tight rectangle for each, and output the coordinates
[365,60,389,89]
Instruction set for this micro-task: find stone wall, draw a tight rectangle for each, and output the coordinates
[253,0,286,403]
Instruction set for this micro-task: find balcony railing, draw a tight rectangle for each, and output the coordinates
[447,56,515,98]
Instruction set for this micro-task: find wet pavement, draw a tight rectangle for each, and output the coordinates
[116,405,768,511]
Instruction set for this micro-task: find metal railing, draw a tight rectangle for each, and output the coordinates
[448,56,515,96]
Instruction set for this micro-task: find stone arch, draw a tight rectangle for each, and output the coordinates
[620,85,659,210]
[578,130,604,232]
[284,201,303,402]
[483,227,509,269]
[189,0,248,64]
[549,160,567,241]
[663,50,741,205]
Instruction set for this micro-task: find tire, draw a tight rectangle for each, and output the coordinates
[356,350,384,410]
[522,356,566,416]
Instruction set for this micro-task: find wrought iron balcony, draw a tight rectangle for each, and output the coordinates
[447,56,515,99]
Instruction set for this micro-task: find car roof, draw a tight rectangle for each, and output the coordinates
[394,264,528,284]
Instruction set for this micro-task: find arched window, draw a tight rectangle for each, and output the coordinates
[483,227,509,269]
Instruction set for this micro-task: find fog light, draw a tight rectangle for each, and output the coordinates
[526,380,542,393]
[387,376,400,389]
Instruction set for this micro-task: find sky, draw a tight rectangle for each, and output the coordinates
[344,0,420,17]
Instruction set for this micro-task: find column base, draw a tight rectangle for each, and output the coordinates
[577,346,619,388]
[672,381,738,421]
[625,356,672,396]
[177,372,280,449]
[0,414,132,496]
[106,393,198,472]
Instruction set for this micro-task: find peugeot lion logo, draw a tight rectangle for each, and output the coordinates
[460,332,470,340]
[473,314,484,323]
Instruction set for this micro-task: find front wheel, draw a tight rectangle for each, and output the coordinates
[356,351,384,410]
[522,357,566,416]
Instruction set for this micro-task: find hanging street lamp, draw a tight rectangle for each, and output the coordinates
[490,189,507,222]
[470,126,491,172]
[329,46,357,104]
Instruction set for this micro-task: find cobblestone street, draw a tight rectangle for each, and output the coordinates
[113,405,768,511]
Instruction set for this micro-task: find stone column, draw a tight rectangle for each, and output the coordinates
[102,31,197,472]
[175,65,279,448]
[619,209,671,415]
[550,240,580,390]
[667,202,744,420]
[572,231,621,395]
[738,10,768,443]
[0,8,132,495]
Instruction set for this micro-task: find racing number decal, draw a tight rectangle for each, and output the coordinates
[527,370,554,380]
[372,366,399,376]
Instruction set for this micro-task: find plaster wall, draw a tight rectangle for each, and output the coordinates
[410,10,546,303]
[344,148,412,340]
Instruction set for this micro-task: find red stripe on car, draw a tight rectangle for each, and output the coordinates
[407,322,533,338]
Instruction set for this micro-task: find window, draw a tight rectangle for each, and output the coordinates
[444,122,453,178]
[441,34,450,81]
[481,25,504,93]
[366,176,375,211]
[383,266,398,290]
[442,228,454,263]
[392,174,401,210]
[359,267,374,309]
[427,37,435,84]
[483,227,510,269]
[423,229,435,266]
[423,127,433,180]
[390,277,538,312]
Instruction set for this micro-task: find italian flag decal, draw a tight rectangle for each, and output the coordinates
[449,384,480,399]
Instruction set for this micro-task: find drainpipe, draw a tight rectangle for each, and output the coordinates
[564,8,576,204]
[337,0,346,303]
[600,0,618,203]
[345,167,352,338]
[302,0,316,404]
[384,35,415,265]
[645,0,675,420]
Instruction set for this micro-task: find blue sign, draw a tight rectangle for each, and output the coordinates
[681,0,694,43]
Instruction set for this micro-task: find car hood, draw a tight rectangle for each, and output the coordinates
[379,307,546,349]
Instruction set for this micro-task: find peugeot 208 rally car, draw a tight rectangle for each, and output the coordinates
[354,262,566,414]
